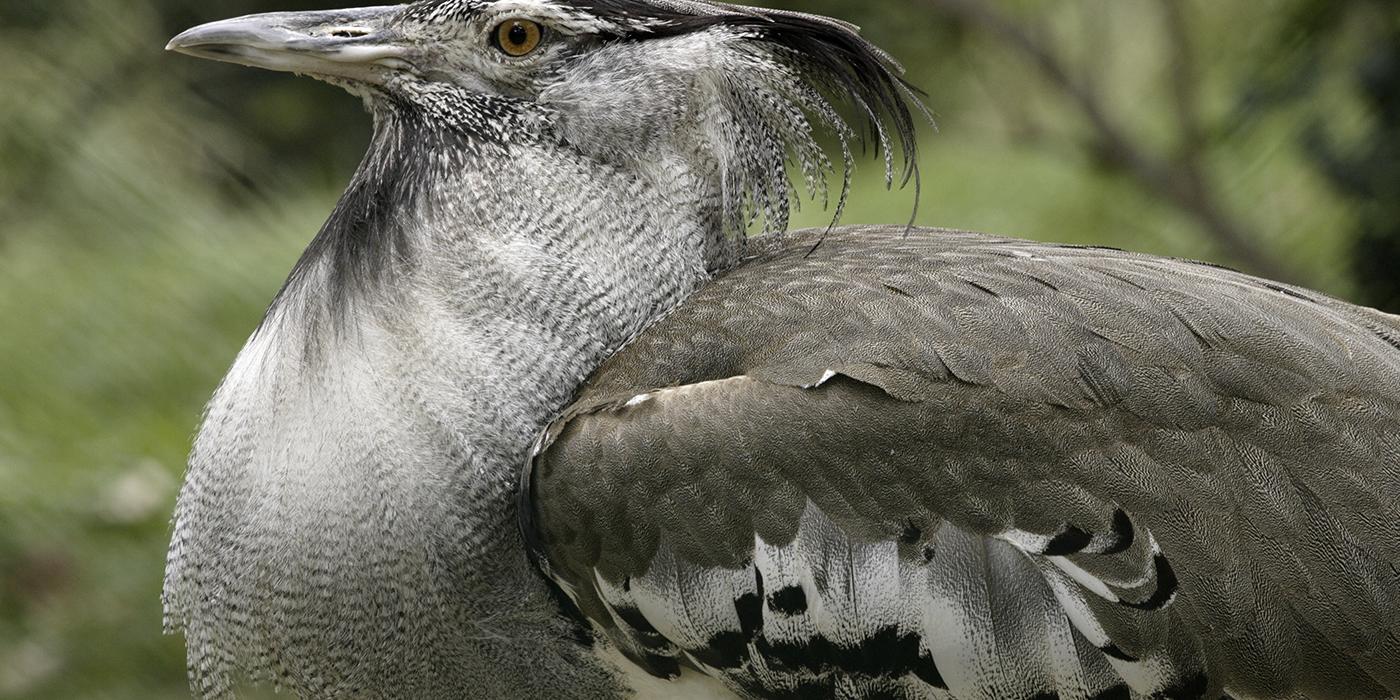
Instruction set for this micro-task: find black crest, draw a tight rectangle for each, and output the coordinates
[576,0,926,190]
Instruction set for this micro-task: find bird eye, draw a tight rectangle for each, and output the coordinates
[494,19,543,57]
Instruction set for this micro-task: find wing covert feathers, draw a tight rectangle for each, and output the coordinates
[526,227,1400,700]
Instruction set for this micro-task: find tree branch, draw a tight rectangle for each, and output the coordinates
[916,0,1302,284]
[1160,0,1207,165]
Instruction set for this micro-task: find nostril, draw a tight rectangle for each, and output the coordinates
[324,26,371,39]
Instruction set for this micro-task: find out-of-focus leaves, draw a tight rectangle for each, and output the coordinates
[1298,3,1400,311]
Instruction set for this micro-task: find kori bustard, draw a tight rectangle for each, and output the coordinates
[164,2,1400,698]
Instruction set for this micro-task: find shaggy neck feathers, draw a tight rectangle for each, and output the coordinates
[167,85,723,696]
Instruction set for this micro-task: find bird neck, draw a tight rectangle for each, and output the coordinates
[166,98,733,694]
[281,98,735,454]
[382,98,731,441]
[271,98,737,580]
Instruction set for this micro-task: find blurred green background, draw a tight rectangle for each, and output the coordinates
[0,0,1397,697]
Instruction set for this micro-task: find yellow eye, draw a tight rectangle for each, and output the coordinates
[494,19,543,57]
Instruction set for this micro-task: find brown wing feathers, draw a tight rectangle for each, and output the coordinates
[526,226,1400,699]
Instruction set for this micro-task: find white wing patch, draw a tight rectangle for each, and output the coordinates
[593,644,740,700]
[617,377,754,412]
[569,502,1207,699]
[1049,556,1121,603]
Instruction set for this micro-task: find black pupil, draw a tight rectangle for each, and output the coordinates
[508,23,529,46]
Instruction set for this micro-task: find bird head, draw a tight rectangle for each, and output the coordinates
[169,0,924,235]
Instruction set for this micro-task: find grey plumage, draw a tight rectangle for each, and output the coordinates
[529,228,1400,698]
[163,1,1400,699]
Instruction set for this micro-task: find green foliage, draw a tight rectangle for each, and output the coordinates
[0,1,1385,697]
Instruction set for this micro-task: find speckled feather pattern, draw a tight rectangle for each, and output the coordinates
[530,228,1400,699]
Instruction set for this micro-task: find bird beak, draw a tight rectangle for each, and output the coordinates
[167,6,411,85]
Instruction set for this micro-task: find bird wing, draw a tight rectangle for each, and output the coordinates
[524,227,1400,700]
